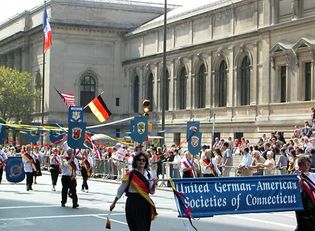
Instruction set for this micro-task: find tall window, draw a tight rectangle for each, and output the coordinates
[197,64,206,108]
[216,60,227,107]
[305,62,311,101]
[280,66,286,103]
[147,73,153,106]
[133,76,139,113]
[179,67,187,109]
[240,56,250,105]
[80,74,96,110]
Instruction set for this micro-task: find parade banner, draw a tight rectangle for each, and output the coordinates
[67,122,86,149]
[27,127,40,144]
[188,131,202,155]
[0,119,6,144]
[130,116,148,143]
[171,175,303,218]
[68,106,83,123]
[6,157,25,183]
[186,121,200,141]
[49,124,65,143]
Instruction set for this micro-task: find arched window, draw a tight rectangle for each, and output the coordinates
[240,56,250,105]
[197,64,206,108]
[80,74,96,110]
[215,60,227,107]
[179,67,187,109]
[133,76,139,113]
[147,73,153,107]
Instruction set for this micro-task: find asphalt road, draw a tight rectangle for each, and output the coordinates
[0,174,297,231]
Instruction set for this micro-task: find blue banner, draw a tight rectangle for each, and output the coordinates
[27,128,40,144]
[68,106,84,123]
[186,121,200,141]
[172,175,303,218]
[67,122,86,149]
[0,119,6,144]
[188,131,202,155]
[6,157,25,183]
[49,124,65,143]
[130,116,148,143]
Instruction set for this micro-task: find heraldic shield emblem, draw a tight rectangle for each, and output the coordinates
[130,116,148,143]
[188,131,202,155]
[68,122,86,149]
[6,157,25,183]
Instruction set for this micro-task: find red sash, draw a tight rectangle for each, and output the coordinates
[82,157,92,176]
[182,160,196,178]
[122,171,158,220]
[23,152,36,171]
[202,158,217,176]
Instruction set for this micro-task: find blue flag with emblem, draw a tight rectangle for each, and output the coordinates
[6,156,25,183]
[130,116,148,143]
[49,124,65,143]
[188,130,202,155]
[0,118,6,144]
[67,122,86,149]
[27,124,41,144]
[186,121,200,141]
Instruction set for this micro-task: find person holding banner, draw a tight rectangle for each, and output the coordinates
[61,148,79,208]
[22,145,37,191]
[109,152,158,231]
[0,148,8,184]
[295,156,315,230]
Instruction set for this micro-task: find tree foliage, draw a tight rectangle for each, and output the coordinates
[0,66,40,122]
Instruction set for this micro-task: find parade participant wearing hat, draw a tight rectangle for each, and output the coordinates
[61,148,79,208]
[110,152,158,231]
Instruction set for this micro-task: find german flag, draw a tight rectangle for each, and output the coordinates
[87,96,111,122]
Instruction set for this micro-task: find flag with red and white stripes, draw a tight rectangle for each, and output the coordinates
[55,88,75,108]
[86,134,102,160]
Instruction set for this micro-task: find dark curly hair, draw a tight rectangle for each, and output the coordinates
[132,152,149,169]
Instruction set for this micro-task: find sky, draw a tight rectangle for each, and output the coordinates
[0,0,215,23]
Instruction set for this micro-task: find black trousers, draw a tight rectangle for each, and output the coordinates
[50,165,59,186]
[61,175,78,206]
[0,166,3,183]
[126,193,151,231]
[81,167,89,190]
[26,172,34,190]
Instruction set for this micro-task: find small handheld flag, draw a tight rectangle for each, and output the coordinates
[87,95,111,123]
[105,211,112,229]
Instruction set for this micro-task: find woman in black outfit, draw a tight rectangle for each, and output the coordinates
[110,152,158,231]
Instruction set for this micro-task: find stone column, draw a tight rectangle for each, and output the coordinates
[168,61,175,111]
[152,64,158,112]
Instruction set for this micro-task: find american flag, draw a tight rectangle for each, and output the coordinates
[55,88,75,107]
[86,134,102,160]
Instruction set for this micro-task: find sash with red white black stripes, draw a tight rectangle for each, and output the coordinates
[22,152,37,171]
[182,160,196,178]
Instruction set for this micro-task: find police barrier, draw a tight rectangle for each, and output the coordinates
[171,175,303,218]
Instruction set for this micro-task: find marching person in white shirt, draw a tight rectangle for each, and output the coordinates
[0,148,8,184]
[180,151,198,178]
[21,145,37,191]
[49,147,62,191]
[80,149,94,193]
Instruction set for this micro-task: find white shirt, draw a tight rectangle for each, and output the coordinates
[239,152,252,168]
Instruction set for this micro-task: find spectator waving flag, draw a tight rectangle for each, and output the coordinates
[87,95,111,123]
[43,1,52,53]
[55,88,75,108]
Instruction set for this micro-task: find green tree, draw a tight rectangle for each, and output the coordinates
[0,66,40,122]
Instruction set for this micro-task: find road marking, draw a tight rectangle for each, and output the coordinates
[0,213,125,221]
[0,205,58,210]
[94,215,128,226]
[229,215,296,229]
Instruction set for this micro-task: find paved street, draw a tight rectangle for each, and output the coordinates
[0,174,297,231]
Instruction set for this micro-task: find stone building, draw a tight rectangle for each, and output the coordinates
[1,0,315,145]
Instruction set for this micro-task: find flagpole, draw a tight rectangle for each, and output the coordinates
[161,0,167,145]
[41,32,46,146]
